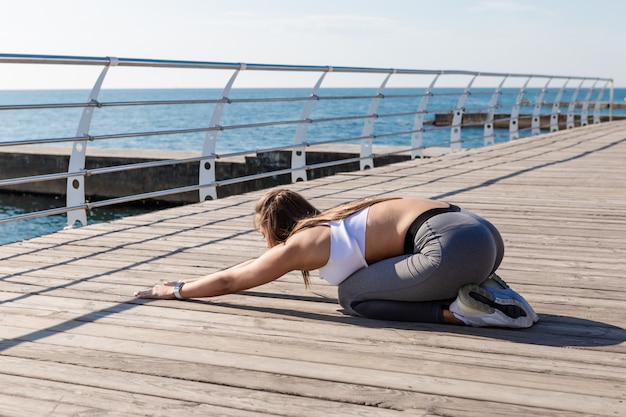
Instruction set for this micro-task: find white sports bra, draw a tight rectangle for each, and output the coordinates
[319,207,369,285]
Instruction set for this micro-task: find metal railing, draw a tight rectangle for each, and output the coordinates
[0,53,615,230]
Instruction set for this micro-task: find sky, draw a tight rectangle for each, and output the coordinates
[0,0,624,89]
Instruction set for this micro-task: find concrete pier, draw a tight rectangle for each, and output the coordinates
[433,112,621,128]
[0,144,426,204]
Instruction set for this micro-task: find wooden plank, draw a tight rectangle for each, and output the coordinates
[0,348,574,417]
[0,393,107,417]
[0,358,408,417]
[1,324,623,416]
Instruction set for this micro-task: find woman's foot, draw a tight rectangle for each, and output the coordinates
[480,272,510,289]
[449,283,538,328]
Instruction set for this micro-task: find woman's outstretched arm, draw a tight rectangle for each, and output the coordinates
[134,227,329,299]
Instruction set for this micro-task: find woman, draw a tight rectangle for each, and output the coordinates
[135,188,538,328]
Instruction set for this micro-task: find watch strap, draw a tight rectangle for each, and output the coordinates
[173,281,186,300]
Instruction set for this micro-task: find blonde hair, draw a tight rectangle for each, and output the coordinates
[254,188,397,287]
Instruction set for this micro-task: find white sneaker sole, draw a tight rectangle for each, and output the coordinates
[450,284,537,328]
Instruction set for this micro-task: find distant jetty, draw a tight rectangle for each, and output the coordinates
[432,112,622,129]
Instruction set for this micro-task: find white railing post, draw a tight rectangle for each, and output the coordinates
[593,81,608,124]
[410,74,439,159]
[566,80,584,129]
[550,80,569,132]
[609,80,614,122]
[484,76,507,146]
[199,65,243,201]
[450,75,476,151]
[509,77,531,140]
[360,71,394,170]
[291,70,328,182]
[531,78,551,136]
[66,57,118,228]
[580,81,597,127]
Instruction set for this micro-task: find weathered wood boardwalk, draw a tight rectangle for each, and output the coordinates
[1,121,625,417]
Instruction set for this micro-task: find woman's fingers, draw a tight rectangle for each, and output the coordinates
[134,284,174,299]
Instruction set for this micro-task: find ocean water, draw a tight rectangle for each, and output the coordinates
[1,87,624,244]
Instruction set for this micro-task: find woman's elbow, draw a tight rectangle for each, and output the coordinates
[211,275,238,296]
[218,272,265,294]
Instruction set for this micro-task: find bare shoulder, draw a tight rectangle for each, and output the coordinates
[235,225,330,289]
[283,225,331,270]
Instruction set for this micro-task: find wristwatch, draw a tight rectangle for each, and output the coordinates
[173,281,186,300]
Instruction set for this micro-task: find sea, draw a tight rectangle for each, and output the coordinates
[2,87,625,245]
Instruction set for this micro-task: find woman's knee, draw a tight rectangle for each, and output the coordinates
[438,223,498,282]
[337,288,361,316]
[337,284,354,311]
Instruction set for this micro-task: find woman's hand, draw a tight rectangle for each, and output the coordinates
[134,281,178,299]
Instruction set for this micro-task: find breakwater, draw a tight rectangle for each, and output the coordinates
[0,145,418,205]
[432,112,622,128]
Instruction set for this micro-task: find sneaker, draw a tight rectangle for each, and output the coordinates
[481,273,539,323]
[480,272,510,289]
[449,284,537,328]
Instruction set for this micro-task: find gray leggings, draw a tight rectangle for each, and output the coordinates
[338,208,504,322]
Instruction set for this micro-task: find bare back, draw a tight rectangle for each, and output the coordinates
[364,198,450,263]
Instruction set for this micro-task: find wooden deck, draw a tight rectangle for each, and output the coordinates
[1,121,625,417]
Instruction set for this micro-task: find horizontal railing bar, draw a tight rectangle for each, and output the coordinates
[85,185,206,209]
[0,97,304,111]
[292,156,367,173]
[211,168,298,188]
[368,145,429,160]
[0,93,603,115]
[0,170,86,187]
[85,156,208,176]
[0,204,83,224]
[305,134,373,148]
[0,92,429,112]
[0,99,222,111]
[0,115,376,147]
[0,155,215,187]
[0,53,613,82]
[0,102,99,111]
[0,136,91,147]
